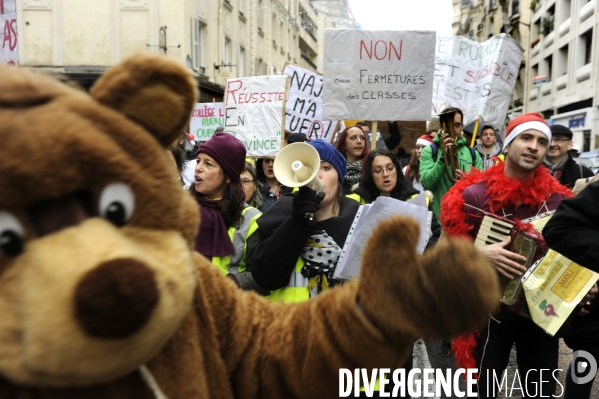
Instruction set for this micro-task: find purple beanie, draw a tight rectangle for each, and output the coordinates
[309,139,347,183]
[197,133,246,183]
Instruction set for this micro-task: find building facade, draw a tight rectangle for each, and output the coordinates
[14,0,353,101]
[454,0,598,150]
[527,0,598,150]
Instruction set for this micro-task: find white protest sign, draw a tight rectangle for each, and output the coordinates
[433,34,523,127]
[323,29,435,121]
[283,64,338,142]
[0,0,18,66]
[190,103,225,141]
[224,75,289,157]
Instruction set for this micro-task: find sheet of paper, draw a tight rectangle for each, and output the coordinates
[334,196,429,280]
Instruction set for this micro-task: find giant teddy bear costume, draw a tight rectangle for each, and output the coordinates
[0,53,499,398]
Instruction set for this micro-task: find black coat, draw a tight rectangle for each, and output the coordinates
[251,195,360,290]
[547,156,595,190]
[543,180,599,272]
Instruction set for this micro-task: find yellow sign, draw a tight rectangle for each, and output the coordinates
[522,250,599,336]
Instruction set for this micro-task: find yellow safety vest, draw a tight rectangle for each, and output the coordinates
[212,205,261,275]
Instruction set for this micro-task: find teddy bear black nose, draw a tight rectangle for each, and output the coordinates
[74,258,159,339]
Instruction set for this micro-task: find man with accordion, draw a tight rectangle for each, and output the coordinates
[440,113,572,398]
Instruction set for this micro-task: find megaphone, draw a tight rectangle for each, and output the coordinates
[273,143,324,193]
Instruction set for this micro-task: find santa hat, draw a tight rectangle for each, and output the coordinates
[504,112,551,149]
[416,135,434,147]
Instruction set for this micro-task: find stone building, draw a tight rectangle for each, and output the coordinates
[14,0,354,101]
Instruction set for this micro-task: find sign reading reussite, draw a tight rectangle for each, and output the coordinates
[322,29,436,121]
[433,34,523,127]
[224,75,290,157]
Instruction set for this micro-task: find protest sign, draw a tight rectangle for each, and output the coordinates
[190,103,225,142]
[0,0,18,66]
[322,29,435,121]
[224,75,289,157]
[283,63,338,142]
[433,34,523,127]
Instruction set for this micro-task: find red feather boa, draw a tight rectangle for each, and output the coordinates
[440,162,572,376]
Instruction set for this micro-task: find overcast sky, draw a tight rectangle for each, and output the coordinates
[347,0,454,35]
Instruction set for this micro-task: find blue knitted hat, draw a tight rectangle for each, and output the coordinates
[309,139,347,183]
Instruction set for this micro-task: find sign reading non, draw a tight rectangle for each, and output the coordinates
[0,0,18,66]
[433,34,523,127]
[322,29,436,121]
[283,64,338,142]
[224,75,289,157]
[189,103,225,142]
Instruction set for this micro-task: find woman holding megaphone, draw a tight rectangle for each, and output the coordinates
[251,139,360,303]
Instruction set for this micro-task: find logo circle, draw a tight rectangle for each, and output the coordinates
[572,350,598,385]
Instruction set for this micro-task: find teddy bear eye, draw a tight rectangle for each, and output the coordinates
[98,183,135,227]
[0,211,25,257]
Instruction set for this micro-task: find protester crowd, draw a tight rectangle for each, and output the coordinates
[176,105,599,398]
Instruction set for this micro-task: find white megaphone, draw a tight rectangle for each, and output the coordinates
[273,143,324,193]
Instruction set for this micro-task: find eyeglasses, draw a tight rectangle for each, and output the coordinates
[241,179,254,185]
[372,166,396,174]
[551,137,570,143]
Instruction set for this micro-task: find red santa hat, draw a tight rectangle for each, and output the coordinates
[416,135,434,147]
[504,112,552,149]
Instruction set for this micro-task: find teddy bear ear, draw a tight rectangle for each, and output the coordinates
[90,52,198,148]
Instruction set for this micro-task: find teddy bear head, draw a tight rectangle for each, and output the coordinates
[0,54,199,387]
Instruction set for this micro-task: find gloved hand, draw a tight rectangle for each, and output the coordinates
[358,216,499,344]
[291,187,325,227]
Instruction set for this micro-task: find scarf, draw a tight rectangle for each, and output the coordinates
[300,231,342,298]
[440,162,572,373]
[543,156,570,181]
[248,181,265,210]
[344,160,362,187]
[192,189,239,258]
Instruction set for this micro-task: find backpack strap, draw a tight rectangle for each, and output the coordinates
[469,147,477,165]
[431,143,439,161]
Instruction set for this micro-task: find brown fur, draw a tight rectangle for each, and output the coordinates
[0,53,499,398]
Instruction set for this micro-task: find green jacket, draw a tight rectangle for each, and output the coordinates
[419,134,482,221]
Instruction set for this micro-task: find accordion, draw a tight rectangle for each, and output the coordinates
[473,213,548,316]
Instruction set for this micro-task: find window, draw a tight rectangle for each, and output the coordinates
[557,45,568,76]
[258,0,264,31]
[583,29,593,64]
[191,17,206,74]
[239,46,246,77]
[238,0,244,15]
[223,36,231,66]
[544,55,553,81]
[255,57,265,76]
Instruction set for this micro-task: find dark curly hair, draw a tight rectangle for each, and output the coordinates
[356,148,417,202]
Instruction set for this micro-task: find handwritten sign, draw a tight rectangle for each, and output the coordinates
[224,75,289,157]
[189,103,225,141]
[322,29,435,121]
[283,63,338,142]
[433,34,523,127]
[0,0,18,66]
